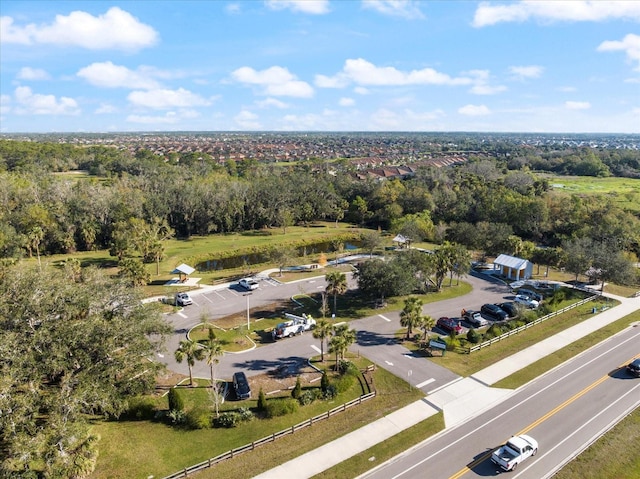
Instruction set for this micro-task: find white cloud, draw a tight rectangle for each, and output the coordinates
[13,86,80,115]
[235,110,262,129]
[315,73,350,88]
[127,109,200,124]
[95,103,117,114]
[128,88,211,109]
[226,3,242,15]
[565,101,591,110]
[458,104,491,116]
[17,67,50,81]
[321,58,472,87]
[508,65,544,79]
[0,94,11,115]
[598,33,640,71]
[354,86,370,95]
[473,1,640,28]
[0,8,158,52]
[256,97,289,108]
[77,62,161,89]
[361,1,425,20]
[231,66,314,97]
[265,0,330,15]
[339,97,355,106]
[470,84,507,95]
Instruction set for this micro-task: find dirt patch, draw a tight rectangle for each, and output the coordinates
[248,361,323,396]
[214,300,292,329]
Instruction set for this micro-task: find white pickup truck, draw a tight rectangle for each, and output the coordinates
[491,435,538,472]
[271,313,316,340]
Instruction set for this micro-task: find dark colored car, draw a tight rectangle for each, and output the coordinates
[498,302,519,318]
[627,359,640,377]
[436,317,464,335]
[481,303,509,321]
[233,372,251,400]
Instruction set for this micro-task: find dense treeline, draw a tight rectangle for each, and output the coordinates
[0,139,639,264]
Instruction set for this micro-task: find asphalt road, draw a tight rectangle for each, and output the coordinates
[159,271,514,393]
[359,324,640,479]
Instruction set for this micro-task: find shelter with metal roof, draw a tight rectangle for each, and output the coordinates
[493,254,533,281]
[171,263,195,283]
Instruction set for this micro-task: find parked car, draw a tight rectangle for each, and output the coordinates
[627,358,640,377]
[463,310,488,327]
[515,294,540,309]
[517,289,543,302]
[436,317,464,335]
[238,278,259,291]
[233,372,251,400]
[481,303,509,321]
[498,302,520,318]
[174,292,193,306]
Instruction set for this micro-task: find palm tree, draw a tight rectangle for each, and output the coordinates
[312,318,333,362]
[203,327,224,387]
[400,296,424,340]
[329,323,357,371]
[418,314,436,342]
[174,339,205,386]
[325,271,347,317]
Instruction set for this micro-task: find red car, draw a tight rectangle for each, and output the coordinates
[436,317,464,335]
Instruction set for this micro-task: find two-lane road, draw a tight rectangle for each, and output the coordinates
[360,324,640,479]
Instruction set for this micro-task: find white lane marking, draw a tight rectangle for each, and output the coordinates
[385,360,394,366]
[310,345,321,354]
[177,312,187,318]
[388,330,640,479]
[317,286,325,289]
[379,314,391,322]
[202,294,215,303]
[216,290,228,298]
[415,378,435,388]
[403,354,414,359]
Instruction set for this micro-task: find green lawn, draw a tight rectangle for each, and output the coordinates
[546,175,640,213]
[91,357,425,479]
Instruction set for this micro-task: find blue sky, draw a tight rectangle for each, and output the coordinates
[1,0,639,133]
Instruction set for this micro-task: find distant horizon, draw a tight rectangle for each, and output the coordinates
[2,130,639,138]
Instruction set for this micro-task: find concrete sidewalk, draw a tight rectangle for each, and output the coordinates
[252,294,640,479]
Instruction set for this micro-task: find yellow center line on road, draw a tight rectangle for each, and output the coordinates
[447,356,637,479]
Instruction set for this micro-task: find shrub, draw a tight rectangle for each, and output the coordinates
[122,396,157,421]
[215,412,241,428]
[466,328,480,344]
[485,323,503,339]
[334,374,355,393]
[321,371,330,392]
[257,388,267,412]
[298,389,321,406]
[323,384,338,400]
[186,407,212,430]
[444,335,460,351]
[538,303,553,316]
[266,398,299,418]
[168,388,184,412]
[237,407,254,422]
[521,310,537,323]
[291,377,302,399]
[339,360,359,376]
[167,409,186,425]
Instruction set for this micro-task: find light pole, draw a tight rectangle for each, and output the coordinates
[244,293,252,331]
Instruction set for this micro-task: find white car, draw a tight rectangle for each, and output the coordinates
[239,278,259,291]
[515,294,539,309]
[175,292,193,306]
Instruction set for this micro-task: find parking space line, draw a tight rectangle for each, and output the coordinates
[177,312,187,318]
[310,345,321,354]
[379,314,391,322]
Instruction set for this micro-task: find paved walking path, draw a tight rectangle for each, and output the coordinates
[252,293,640,479]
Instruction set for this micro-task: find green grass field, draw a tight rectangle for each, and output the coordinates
[547,175,640,212]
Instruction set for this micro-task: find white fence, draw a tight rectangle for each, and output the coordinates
[162,392,376,479]
[467,296,597,353]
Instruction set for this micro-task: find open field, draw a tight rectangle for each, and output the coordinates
[546,175,640,212]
